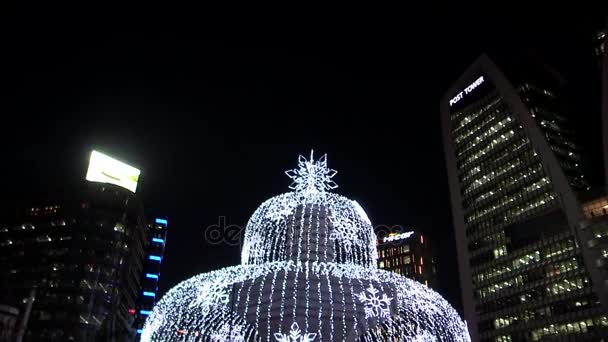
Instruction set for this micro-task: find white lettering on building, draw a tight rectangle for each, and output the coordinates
[382,231,414,243]
[449,76,485,107]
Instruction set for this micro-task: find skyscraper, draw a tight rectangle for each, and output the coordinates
[0,183,148,341]
[377,229,438,290]
[441,54,608,341]
[0,151,150,340]
[134,217,168,339]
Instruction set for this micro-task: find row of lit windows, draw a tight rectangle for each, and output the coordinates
[1,234,129,249]
[466,183,553,225]
[457,127,525,175]
[0,219,131,233]
[470,168,545,208]
[457,124,517,165]
[27,205,61,216]
[379,255,412,268]
[461,129,517,169]
[452,102,506,146]
[479,293,595,327]
[519,83,556,99]
[474,239,575,285]
[543,129,577,152]
[545,258,579,278]
[467,176,550,224]
[477,275,524,299]
[550,144,581,164]
[452,98,502,143]
[477,273,587,301]
[490,192,556,238]
[539,119,567,136]
[468,231,506,254]
[457,117,515,159]
[530,316,608,341]
[378,245,410,258]
[461,144,535,197]
[492,298,591,330]
[547,276,586,296]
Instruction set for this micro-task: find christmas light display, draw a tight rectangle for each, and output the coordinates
[142,152,470,341]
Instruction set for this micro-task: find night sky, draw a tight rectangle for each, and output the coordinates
[2,10,606,313]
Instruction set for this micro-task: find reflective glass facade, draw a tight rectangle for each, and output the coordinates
[442,55,608,341]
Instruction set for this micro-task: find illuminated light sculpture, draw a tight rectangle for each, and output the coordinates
[142,152,471,341]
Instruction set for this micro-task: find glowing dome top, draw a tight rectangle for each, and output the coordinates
[241,151,378,268]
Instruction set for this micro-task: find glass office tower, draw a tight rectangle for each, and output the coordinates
[441,54,608,341]
[0,183,147,341]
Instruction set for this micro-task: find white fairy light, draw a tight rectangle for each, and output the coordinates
[142,153,471,341]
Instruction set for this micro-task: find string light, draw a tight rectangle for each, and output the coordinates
[142,152,470,341]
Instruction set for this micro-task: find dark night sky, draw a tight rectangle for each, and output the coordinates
[1,9,606,313]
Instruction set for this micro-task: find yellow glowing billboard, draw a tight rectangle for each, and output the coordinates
[86,150,140,193]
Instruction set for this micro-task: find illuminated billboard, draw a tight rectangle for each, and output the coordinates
[86,150,140,193]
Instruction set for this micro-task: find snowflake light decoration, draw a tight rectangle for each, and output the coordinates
[211,323,245,342]
[189,281,229,310]
[285,150,337,197]
[274,322,317,342]
[357,284,393,319]
[142,153,471,341]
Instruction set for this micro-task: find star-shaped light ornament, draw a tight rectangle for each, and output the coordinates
[285,150,338,199]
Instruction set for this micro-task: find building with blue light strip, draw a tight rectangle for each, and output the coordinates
[134,217,168,340]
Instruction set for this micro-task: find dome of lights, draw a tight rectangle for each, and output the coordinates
[142,152,471,342]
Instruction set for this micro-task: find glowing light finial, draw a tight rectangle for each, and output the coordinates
[285,150,338,196]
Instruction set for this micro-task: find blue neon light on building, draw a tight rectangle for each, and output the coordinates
[143,291,156,297]
[146,273,159,279]
[140,310,152,315]
[149,255,161,261]
[152,237,165,244]
[137,329,143,334]
[155,218,168,225]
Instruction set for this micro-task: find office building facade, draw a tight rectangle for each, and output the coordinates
[441,54,608,341]
[0,182,148,341]
[377,230,438,290]
[134,217,168,339]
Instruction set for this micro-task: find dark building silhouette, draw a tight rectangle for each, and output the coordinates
[377,229,438,290]
[441,54,608,341]
[134,217,168,340]
[0,304,20,342]
[0,182,148,341]
[598,19,608,184]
